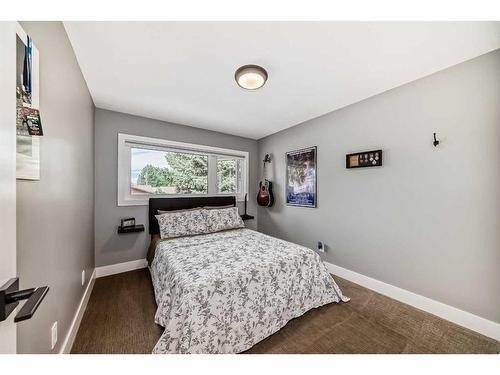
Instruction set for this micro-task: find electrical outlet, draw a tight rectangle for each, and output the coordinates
[317,241,325,253]
[81,270,85,286]
[51,321,58,350]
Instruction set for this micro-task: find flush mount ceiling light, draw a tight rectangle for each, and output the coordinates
[235,65,268,90]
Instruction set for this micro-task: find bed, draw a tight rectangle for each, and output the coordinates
[148,196,349,354]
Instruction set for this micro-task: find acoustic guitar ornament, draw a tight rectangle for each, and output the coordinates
[257,154,274,207]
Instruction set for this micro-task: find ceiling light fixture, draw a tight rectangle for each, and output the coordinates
[235,65,268,90]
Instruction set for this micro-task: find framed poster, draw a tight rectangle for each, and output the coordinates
[285,146,317,207]
[16,24,40,180]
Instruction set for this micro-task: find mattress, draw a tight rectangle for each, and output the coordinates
[149,228,348,354]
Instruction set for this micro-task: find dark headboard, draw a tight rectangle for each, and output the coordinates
[148,196,236,235]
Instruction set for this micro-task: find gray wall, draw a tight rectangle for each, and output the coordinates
[257,49,500,323]
[94,109,258,267]
[17,22,95,353]
[0,22,17,353]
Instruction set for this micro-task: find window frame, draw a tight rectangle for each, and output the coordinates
[117,133,249,206]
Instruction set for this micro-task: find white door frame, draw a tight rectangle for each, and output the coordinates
[0,21,18,354]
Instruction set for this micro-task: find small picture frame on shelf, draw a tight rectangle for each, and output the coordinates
[120,217,135,228]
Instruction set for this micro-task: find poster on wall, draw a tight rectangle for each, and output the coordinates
[285,146,317,207]
[16,25,41,180]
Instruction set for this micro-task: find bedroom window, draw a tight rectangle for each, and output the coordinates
[217,157,243,194]
[118,133,249,206]
[131,148,209,195]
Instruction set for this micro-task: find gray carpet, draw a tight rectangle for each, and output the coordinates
[71,269,500,354]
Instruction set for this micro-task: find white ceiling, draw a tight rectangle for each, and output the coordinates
[64,22,500,139]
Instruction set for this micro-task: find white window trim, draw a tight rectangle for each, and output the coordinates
[117,133,249,206]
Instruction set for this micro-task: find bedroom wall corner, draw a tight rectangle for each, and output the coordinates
[93,109,259,268]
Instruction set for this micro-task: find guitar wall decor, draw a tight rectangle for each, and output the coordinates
[257,154,274,207]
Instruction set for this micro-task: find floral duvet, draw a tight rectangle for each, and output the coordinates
[150,228,348,354]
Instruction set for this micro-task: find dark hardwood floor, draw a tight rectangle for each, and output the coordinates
[71,269,500,354]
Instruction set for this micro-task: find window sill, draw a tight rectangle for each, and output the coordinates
[118,194,247,207]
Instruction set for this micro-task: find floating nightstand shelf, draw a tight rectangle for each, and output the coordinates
[240,194,254,221]
[117,224,145,234]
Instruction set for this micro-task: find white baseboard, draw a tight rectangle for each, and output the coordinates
[95,259,148,278]
[325,261,500,342]
[59,268,96,354]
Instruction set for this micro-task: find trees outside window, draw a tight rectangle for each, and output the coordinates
[132,148,241,196]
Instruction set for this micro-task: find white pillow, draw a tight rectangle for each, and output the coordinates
[155,208,208,239]
[203,207,244,233]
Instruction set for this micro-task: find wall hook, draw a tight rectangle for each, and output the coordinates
[433,132,440,147]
